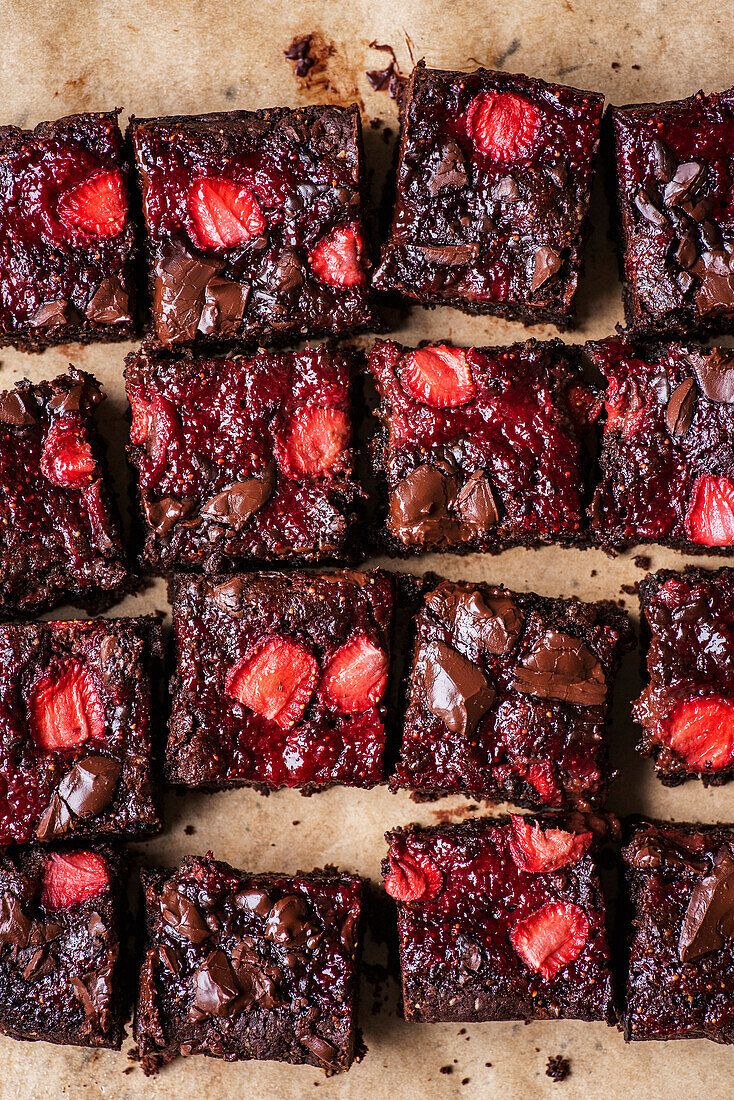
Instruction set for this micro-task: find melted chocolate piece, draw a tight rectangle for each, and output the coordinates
[454,471,499,532]
[153,241,220,345]
[415,243,480,265]
[231,942,283,1009]
[49,384,85,414]
[531,246,562,292]
[31,299,70,329]
[694,251,734,313]
[70,966,113,1027]
[425,581,523,655]
[650,139,676,183]
[86,278,131,324]
[389,464,459,546]
[679,848,734,962]
[663,161,705,207]
[56,755,121,818]
[635,189,667,228]
[665,377,697,436]
[428,140,468,195]
[0,894,31,948]
[675,235,698,270]
[35,793,72,840]
[493,175,520,202]
[200,470,274,530]
[420,640,495,736]
[144,496,196,536]
[235,888,272,917]
[513,631,606,706]
[209,576,248,615]
[300,1032,338,1064]
[0,390,36,427]
[160,888,211,945]
[189,949,240,1019]
[264,895,313,949]
[198,276,249,336]
[691,348,734,403]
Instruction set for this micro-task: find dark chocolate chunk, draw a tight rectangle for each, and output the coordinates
[0,390,36,427]
[153,241,220,345]
[674,235,698,271]
[493,175,519,202]
[650,139,676,184]
[691,348,734,403]
[421,641,495,736]
[56,756,121,818]
[31,299,70,329]
[663,161,704,207]
[389,464,460,547]
[0,894,31,949]
[635,189,667,228]
[209,576,248,615]
[428,140,468,195]
[425,582,523,656]
[160,888,211,945]
[513,631,606,706]
[144,496,197,536]
[235,888,272,917]
[49,384,85,415]
[454,471,499,532]
[86,278,131,324]
[679,848,734,962]
[88,911,107,939]
[300,1033,338,1064]
[547,160,568,188]
[414,243,480,265]
[665,377,697,436]
[230,942,283,1009]
[694,251,734,313]
[35,793,72,840]
[531,246,562,292]
[647,369,671,404]
[189,949,240,1020]
[198,276,249,336]
[70,966,113,1027]
[264,895,313,949]
[200,469,275,530]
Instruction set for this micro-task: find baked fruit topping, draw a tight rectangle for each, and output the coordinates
[508,815,593,873]
[57,169,127,238]
[467,92,541,161]
[42,851,109,909]
[276,406,350,479]
[319,636,388,715]
[30,660,106,751]
[40,420,96,488]
[510,901,589,980]
[384,851,444,903]
[309,223,366,287]
[187,177,266,251]
[685,475,734,546]
[656,696,734,772]
[226,636,319,730]
[401,345,476,408]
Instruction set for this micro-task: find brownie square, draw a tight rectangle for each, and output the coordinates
[383,815,614,1023]
[368,338,597,555]
[130,105,372,349]
[392,578,632,809]
[589,337,734,552]
[135,853,363,1073]
[167,570,395,791]
[0,111,137,351]
[610,88,734,337]
[622,818,734,1042]
[634,567,734,786]
[0,616,162,845]
[126,345,361,570]
[0,369,131,617]
[372,62,604,329]
[0,845,125,1048]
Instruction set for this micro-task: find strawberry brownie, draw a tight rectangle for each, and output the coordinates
[130,105,372,348]
[0,845,125,1048]
[135,853,364,1073]
[589,337,734,552]
[367,338,598,555]
[126,345,361,571]
[635,568,734,785]
[0,369,131,617]
[0,616,162,845]
[166,571,395,792]
[372,62,604,329]
[622,818,734,1042]
[383,815,614,1023]
[0,111,137,351]
[610,87,734,338]
[391,578,632,809]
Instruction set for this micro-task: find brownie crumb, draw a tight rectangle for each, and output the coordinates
[366,41,407,100]
[123,1067,134,1076]
[184,824,195,836]
[284,33,335,87]
[590,569,598,577]
[292,820,301,826]
[440,1065,453,1075]
[546,1054,571,1082]
[621,583,638,596]
[633,554,651,570]
[284,34,316,77]
[462,1079,470,1086]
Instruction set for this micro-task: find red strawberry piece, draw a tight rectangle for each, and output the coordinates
[508,815,593,874]
[128,390,152,446]
[226,636,318,730]
[401,345,476,408]
[40,420,96,488]
[319,635,388,714]
[685,475,734,546]
[656,696,734,772]
[30,660,106,751]
[187,177,266,252]
[510,901,590,980]
[309,223,367,287]
[467,92,541,161]
[384,850,444,903]
[276,407,350,479]
[42,851,109,909]
[512,760,562,805]
[57,170,127,238]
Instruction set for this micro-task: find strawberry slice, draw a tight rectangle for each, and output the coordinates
[384,851,444,903]
[58,170,127,237]
[510,901,589,980]
[42,852,109,909]
[128,390,153,446]
[467,92,541,161]
[187,177,266,252]
[41,420,96,488]
[226,636,318,730]
[276,407,350,479]
[319,635,388,714]
[656,696,734,772]
[30,660,106,751]
[508,815,593,874]
[309,223,367,287]
[512,760,562,805]
[401,345,476,408]
[685,475,734,546]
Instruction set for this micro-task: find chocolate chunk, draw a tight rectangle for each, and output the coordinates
[701,220,723,250]
[691,348,734,403]
[56,756,121,818]
[428,140,468,195]
[425,582,523,656]
[676,270,694,294]
[463,942,482,971]
[264,895,313,948]
[547,160,567,188]
[153,241,220,345]
[650,138,676,184]
[30,299,70,329]
[158,943,180,974]
[70,966,112,1027]
[300,1033,338,1064]
[86,278,131,324]
[647,370,671,404]
[235,888,272,917]
[0,390,36,427]
[694,251,734,313]
[88,911,107,939]
[389,464,460,547]
[665,377,697,436]
[415,243,480,266]
[35,793,72,840]
[160,888,211,945]
[679,848,734,962]
[513,631,606,706]
[189,949,240,1020]
[664,161,705,207]
[23,947,50,980]
[210,576,248,615]
[198,276,249,336]
[675,235,698,270]
[231,942,283,1009]
[493,175,519,201]
[340,912,358,953]
[454,471,499,533]
[49,383,85,414]
[531,246,562,292]
[144,496,196,536]
[635,189,667,228]
[0,894,31,949]
[200,470,274,530]
[420,640,495,736]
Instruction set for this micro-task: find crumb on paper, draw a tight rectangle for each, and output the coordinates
[590,568,598,577]
[633,554,651,570]
[184,824,195,835]
[283,32,338,93]
[366,41,407,100]
[621,582,637,596]
[546,1054,571,1082]
[440,1065,453,1074]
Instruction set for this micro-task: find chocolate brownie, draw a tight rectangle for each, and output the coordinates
[368,338,598,555]
[135,853,363,1073]
[0,616,162,845]
[391,578,632,809]
[166,571,395,792]
[126,344,361,570]
[0,368,131,617]
[0,845,125,1048]
[383,815,614,1023]
[372,62,604,329]
[589,337,734,552]
[610,88,734,337]
[634,567,734,786]
[130,105,372,348]
[622,818,734,1042]
[0,111,137,352]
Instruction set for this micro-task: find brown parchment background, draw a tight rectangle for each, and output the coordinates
[2,0,734,1096]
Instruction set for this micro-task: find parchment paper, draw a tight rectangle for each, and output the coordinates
[2,1,734,1096]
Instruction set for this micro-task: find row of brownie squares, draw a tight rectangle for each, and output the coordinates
[4,335,734,619]
[3,67,734,354]
[2,814,732,1071]
[4,563,734,849]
